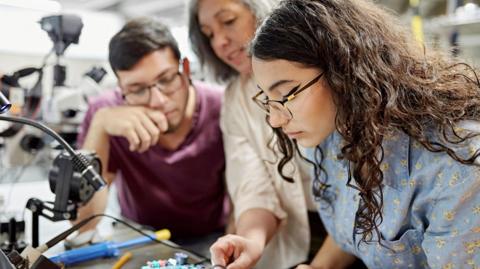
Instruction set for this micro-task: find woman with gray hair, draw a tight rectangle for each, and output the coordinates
[189,0,324,268]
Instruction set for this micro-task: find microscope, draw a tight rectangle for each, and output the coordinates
[1,14,107,153]
[0,14,108,269]
[0,88,107,269]
[39,14,107,130]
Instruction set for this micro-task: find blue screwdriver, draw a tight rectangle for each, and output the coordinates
[48,229,171,266]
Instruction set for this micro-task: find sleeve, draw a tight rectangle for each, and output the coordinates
[76,93,119,174]
[220,85,287,222]
[76,98,98,148]
[422,164,480,268]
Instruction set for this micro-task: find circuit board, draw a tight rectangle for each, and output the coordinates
[140,253,207,269]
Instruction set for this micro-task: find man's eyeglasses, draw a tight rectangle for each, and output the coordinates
[122,71,183,106]
[252,72,324,121]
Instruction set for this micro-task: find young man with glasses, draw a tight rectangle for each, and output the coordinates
[74,18,227,255]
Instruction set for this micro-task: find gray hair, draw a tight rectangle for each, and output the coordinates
[188,0,278,82]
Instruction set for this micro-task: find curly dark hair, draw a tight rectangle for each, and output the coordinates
[251,0,480,245]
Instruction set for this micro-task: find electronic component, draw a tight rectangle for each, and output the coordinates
[140,252,206,269]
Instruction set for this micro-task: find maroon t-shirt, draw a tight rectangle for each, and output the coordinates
[78,82,226,238]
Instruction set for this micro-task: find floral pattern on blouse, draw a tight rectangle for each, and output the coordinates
[309,126,480,269]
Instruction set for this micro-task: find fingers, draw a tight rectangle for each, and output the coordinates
[210,239,232,267]
[227,253,254,269]
[132,119,153,152]
[127,109,165,152]
[145,110,168,132]
[126,129,140,152]
[210,235,260,269]
[120,115,150,152]
[296,265,313,269]
[100,106,168,152]
[136,113,161,152]
[140,114,161,144]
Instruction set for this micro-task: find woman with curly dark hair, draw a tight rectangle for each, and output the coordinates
[188,0,330,268]
[226,0,480,268]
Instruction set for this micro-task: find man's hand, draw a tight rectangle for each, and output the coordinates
[210,234,264,269]
[94,106,168,152]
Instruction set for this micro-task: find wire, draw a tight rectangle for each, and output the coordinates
[0,115,106,195]
[0,152,38,214]
[103,214,210,264]
[43,213,210,264]
[0,116,76,157]
[2,165,28,212]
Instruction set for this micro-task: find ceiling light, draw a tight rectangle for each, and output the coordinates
[0,0,61,12]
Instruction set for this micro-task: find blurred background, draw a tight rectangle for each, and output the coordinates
[0,0,479,95]
[0,0,479,258]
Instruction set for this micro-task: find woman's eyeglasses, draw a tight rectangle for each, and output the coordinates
[252,72,324,121]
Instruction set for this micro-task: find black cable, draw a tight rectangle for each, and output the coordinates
[2,164,29,211]
[43,214,97,249]
[42,213,210,264]
[0,152,37,213]
[0,116,75,157]
[0,167,25,222]
[102,214,210,264]
[0,115,106,191]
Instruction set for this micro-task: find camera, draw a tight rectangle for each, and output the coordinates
[39,14,83,56]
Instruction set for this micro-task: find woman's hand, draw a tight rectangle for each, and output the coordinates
[210,234,264,269]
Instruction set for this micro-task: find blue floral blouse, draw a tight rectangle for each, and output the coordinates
[308,126,480,268]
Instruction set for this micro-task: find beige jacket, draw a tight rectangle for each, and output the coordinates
[220,77,314,269]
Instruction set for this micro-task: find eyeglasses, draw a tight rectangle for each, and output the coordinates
[252,72,324,121]
[122,71,183,105]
